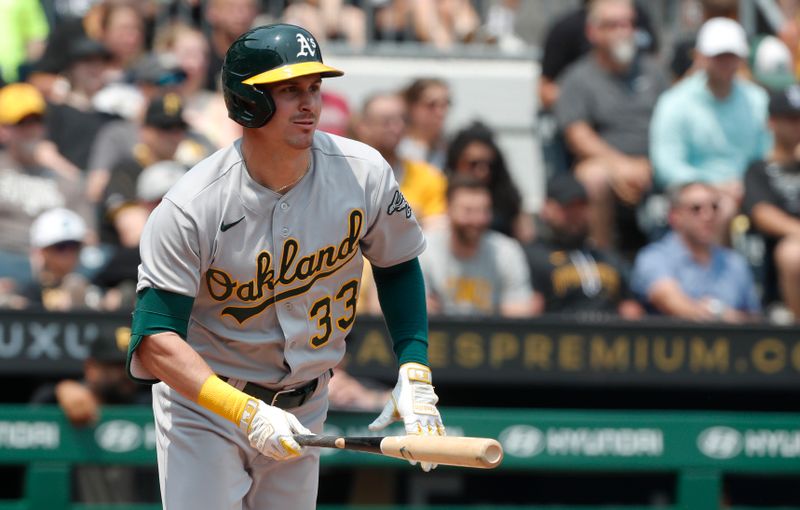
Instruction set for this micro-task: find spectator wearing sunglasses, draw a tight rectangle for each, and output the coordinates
[444,121,534,242]
[650,18,771,240]
[0,208,90,310]
[631,182,761,322]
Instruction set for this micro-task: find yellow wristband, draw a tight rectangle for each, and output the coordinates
[197,375,259,431]
[401,362,432,384]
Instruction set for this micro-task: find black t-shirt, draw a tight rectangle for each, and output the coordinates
[541,3,658,81]
[91,245,140,289]
[525,239,632,315]
[743,160,800,303]
[743,160,800,222]
[100,156,144,245]
[46,103,116,171]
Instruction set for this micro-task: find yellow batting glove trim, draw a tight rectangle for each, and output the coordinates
[279,437,301,457]
[197,375,257,429]
[402,362,432,384]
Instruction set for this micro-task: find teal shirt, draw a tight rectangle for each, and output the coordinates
[649,72,771,189]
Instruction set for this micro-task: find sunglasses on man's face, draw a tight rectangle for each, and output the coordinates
[684,201,719,215]
[48,240,82,252]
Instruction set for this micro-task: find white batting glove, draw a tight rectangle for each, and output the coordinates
[368,362,445,471]
[241,399,312,461]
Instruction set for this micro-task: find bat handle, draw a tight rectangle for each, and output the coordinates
[294,434,343,448]
[294,435,384,454]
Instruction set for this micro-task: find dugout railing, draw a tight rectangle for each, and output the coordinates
[0,406,798,509]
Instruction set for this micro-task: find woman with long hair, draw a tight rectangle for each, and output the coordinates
[445,121,534,242]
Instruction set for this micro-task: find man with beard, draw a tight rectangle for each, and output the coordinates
[420,175,537,317]
[554,0,668,252]
[631,182,761,321]
[744,85,800,321]
[524,173,642,318]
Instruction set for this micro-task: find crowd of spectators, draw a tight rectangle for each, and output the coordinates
[3,0,800,331]
[6,2,800,505]
[537,0,800,325]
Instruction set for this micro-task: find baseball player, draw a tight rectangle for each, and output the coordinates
[125,23,445,509]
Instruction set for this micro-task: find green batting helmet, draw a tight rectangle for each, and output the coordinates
[222,24,344,128]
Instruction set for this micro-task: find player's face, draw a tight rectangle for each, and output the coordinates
[672,184,721,247]
[448,187,492,246]
[262,75,323,150]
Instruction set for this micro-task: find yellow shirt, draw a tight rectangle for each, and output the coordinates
[358,160,446,315]
[398,159,446,221]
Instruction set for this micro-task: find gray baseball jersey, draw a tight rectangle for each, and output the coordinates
[130,131,425,386]
[132,131,426,510]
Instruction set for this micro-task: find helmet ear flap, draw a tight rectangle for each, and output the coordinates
[223,83,275,128]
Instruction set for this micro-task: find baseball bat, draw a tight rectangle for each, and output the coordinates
[293,434,503,469]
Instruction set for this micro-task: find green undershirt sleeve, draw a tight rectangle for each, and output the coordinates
[126,287,195,384]
[371,257,429,366]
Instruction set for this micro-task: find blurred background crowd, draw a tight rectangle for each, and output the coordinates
[3,0,800,505]
[3,0,800,327]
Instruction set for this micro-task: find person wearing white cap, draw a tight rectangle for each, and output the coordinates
[649,17,772,238]
[0,208,90,310]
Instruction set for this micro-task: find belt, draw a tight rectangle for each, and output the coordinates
[219,375,320,409]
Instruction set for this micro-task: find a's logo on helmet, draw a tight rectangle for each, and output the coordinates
[296,33,317,57]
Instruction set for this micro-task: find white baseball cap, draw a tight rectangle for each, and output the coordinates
[136,160,187,202]
[30,208,87,248]
[752,35,796,89]
[696,17,749,58]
